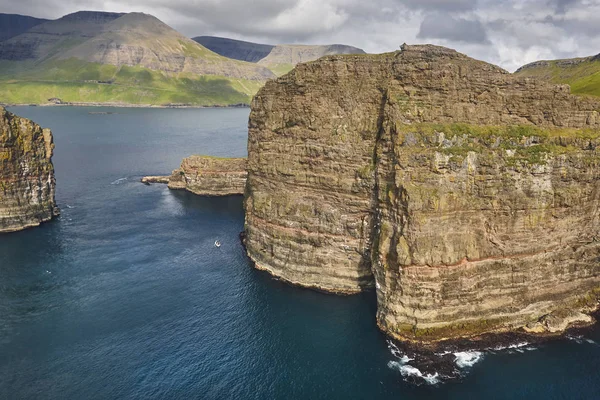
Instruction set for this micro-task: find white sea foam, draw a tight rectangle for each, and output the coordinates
[490,341,530,352]
[388,362,440,385]
[454,351,483,368]
[111,177,128,185]
[567,335,598,346]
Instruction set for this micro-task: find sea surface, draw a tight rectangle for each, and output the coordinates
[1,106,599,399]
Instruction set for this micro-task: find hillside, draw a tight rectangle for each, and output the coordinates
[0,13,49,42]
[193,36,274,63]
[193,36,366,76]
[258,44,366,75]
[515,53,600,97]
[0,12,275,106]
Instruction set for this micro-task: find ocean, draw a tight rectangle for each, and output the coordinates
[1,106,599,399]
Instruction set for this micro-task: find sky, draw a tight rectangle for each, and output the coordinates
[1,0,599,71]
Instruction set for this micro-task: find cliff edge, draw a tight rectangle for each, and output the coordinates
[0,107,58,233]
[244,44,600,341]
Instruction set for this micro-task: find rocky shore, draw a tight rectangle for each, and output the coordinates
[0,106,59,233]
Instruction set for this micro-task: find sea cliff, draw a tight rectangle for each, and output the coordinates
[0,107,58,232]
[244,44,600,341]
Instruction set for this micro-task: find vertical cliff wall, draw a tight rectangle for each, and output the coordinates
[0,107,58,233]
[245,45,600,340]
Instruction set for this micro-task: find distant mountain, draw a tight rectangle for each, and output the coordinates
[257,44,367,75]
[0,11,275,106]
[0,13,49,42]
[193,36,366,76]
[193,36,274,63]
[515,53,600,97]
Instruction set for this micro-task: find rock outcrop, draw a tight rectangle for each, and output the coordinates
[244,44,600,341]
[143,155,247,196]
[0,107,58,233]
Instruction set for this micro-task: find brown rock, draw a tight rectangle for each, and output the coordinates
[244,44,600,340]
[168,155,247,196]
[0,107,58,232]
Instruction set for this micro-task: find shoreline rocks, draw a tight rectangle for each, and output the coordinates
[0,106,59,233]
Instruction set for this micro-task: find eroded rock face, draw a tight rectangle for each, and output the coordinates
[244,44,600,340]
[168,155,247,196]
[0,107,58,233]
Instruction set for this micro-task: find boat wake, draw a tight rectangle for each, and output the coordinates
[111,177,128,185]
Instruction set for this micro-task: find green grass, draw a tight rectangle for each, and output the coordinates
[266,63,295,77]
[404,122,600,166]
[0,58,260,106]
[516,58,600,97]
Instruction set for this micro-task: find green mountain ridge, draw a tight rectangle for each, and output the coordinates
[0,11,275,106]
[515,53,600,97]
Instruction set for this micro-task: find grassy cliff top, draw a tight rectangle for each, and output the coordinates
[515,55,600,97]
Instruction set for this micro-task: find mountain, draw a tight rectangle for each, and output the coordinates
[193,36,366,76]
[193,36,274,63]
[515,53,600,97]
[257,44,367,75]
[0,11,275,106]
[0,13,49,42]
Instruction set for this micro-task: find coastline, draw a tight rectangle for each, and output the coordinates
[385,308,600,384]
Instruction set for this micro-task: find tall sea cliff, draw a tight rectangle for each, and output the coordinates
[243,44,600,341]
[0,107,58,232]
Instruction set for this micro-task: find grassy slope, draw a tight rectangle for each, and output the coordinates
[516,58,600,97]
[266,63,295,77]
[0,13,272,106]
[0,59,263,106]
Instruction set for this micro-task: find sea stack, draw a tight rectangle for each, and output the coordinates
[0,107,58,233]
[244,44,600,341]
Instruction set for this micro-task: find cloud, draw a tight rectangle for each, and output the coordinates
[1,0,600,71]
[417,13,490,44]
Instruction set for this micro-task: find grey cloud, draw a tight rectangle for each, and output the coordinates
[417,13,491,44]
[401,0,478,12]
[1,0,600,71]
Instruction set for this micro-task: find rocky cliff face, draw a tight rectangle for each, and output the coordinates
[167,156,247,196]
[0,107,58,233]
[244,44,600,341]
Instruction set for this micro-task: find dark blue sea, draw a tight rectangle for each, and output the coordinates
[1,106,599,399]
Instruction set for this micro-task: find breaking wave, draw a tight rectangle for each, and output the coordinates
[454,351,483,368]
[388,361,441,386]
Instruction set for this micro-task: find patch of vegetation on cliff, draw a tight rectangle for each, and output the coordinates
[400,123,600,166]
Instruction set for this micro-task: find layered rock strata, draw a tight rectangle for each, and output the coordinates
[244,44,600,341]
[143,155,247,196]
[0,107,58,232]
